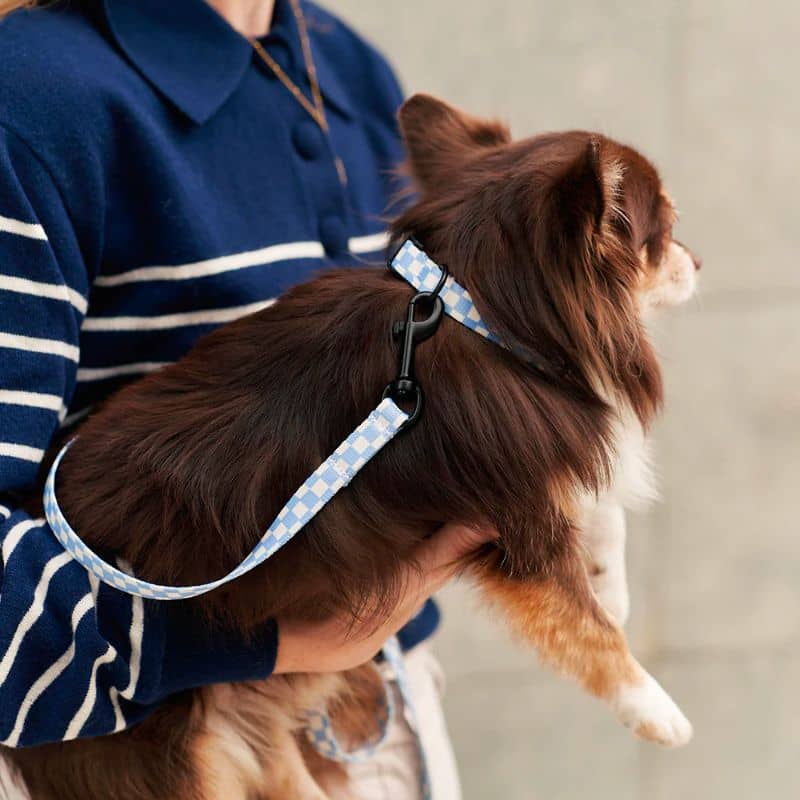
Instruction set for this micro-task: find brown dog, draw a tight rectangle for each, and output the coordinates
[3,94,699,799]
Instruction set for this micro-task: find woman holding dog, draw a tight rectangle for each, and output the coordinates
[0,0,492,797]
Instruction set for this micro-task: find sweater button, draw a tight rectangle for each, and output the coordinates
[292,120,324,160]
[319,216,348,257]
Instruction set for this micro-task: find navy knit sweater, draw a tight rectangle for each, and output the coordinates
[0,0,438,747]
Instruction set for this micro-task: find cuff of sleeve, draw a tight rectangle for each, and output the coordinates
[159,606,278,694]
[396,598,440,652]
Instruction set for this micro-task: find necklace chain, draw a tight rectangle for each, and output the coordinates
[250,0,348,184]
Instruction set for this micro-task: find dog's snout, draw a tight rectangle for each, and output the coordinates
[675,240,702,271]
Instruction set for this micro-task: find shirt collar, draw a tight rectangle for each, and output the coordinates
[102,0,354,125]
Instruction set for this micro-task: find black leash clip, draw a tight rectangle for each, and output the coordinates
[382,264,449,431]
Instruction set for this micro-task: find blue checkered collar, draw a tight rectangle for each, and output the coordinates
[389,238,576,386]
[388,239,504,346]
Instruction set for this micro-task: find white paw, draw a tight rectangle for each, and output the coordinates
[612,672,693,747]
[590,568,630,626]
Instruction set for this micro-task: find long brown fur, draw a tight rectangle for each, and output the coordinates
[3,94,689,798]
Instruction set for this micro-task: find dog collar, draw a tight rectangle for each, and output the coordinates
[388,238,503,345]
[390,238,573,383]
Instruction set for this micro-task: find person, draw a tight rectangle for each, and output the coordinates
[0,1,494,797]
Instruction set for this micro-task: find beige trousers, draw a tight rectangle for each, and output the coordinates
[0,644,461,800]
[348,643,462,800]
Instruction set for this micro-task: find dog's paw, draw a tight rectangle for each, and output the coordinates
[612,672,693,747]
[589,566,630,626]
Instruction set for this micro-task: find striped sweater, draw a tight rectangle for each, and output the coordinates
[0,0,437,747]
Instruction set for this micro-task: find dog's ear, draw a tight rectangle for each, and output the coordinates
[398,94,510,190]
[544,137,623,244]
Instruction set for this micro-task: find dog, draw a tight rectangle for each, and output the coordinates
[2,93,699,799]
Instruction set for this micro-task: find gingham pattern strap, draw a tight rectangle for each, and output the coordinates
[305,636,398,765]
[390,238,504,347]
[43,398,409,600]
[303,634,431,800]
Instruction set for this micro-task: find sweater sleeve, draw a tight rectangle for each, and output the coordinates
[0,127,278,747]
[0,125,86,497]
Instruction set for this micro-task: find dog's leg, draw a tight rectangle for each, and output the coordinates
[195,685,331,800]
[581,497,630,625]
[196,723,331,800]
[477,551,692,747]
[266,731,331,800]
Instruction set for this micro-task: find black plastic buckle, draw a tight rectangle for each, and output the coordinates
[382,255,448,432]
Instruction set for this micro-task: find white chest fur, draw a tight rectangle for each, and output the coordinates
[578,407,658,626]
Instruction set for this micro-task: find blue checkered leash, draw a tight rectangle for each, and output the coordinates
[43,237,499,799]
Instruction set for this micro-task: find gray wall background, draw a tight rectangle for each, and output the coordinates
[335,2,800,798]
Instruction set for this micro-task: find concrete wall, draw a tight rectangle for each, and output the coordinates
[334,2,800,797]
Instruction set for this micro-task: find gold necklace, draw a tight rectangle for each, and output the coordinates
[250,0,347,184]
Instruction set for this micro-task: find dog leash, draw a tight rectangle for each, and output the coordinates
[43,237,499,798]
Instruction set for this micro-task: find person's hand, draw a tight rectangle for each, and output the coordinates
[273,523,497,674]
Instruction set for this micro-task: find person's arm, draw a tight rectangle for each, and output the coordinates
[0,124,105,744]
[274,522,493,673]
[0,122,87,538]
[0,127,279,743]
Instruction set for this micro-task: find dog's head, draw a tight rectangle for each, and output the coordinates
[392,94,700,426]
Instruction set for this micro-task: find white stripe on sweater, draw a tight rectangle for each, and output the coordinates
[82,298,275,332]
[0,389,64,414]
[0,550,73,687]
[89,572,100,604]
[76,361,170,383]
[94,240,325,287]
[91,232,389,288]
[0,331,80,362]
[0,443,45,464]
[85,573,129,732]
[1,592,95,747]
[1,518,44,564]
[63,644,117,740]
[0,214,47,241]
[0,274,87,314]
[103,561,140,732]
[349,231,389,254]
[0,505,10,520]
[115,560,143,703]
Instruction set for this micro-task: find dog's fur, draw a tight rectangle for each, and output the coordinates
[2,95,700,799]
